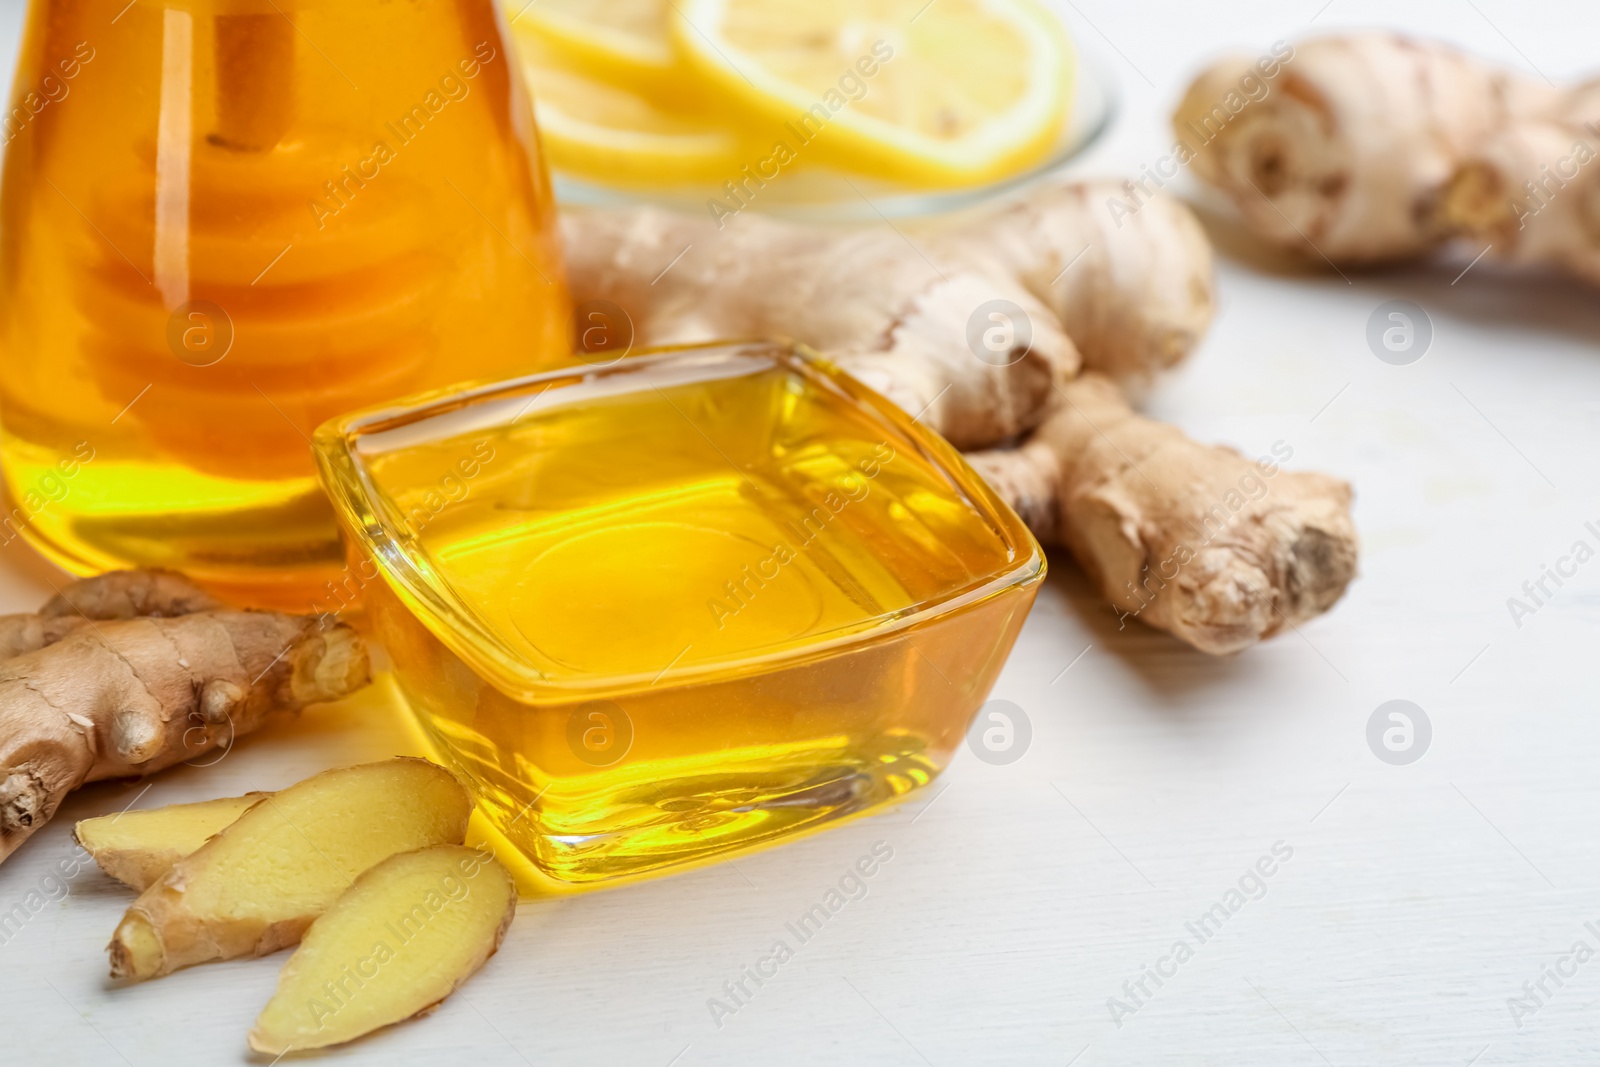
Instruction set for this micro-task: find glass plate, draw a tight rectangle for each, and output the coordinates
[547,8,1119,222]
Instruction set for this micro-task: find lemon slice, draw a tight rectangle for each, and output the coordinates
[505,0,676,90]
[671,0,1073,187]
[514,35,747,185]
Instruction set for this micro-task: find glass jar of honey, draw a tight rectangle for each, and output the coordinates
[0,0,569,606]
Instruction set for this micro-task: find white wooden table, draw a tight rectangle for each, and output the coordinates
[4,1,1599,1063]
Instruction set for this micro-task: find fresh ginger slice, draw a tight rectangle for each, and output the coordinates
[76,793,268,890]
[108,759,470,981]
[249,845,516,1054]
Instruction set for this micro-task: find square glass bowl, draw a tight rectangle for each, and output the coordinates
[315,341,1043,886]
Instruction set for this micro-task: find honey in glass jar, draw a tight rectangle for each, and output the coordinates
[0,0,568,606]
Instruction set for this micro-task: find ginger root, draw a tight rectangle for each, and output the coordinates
[1177,33,1600,286]
[75,793,267,890]
[1438,80,1600,285]
[41,567,222,620]
[0,613,84,660]
[968,375,1358,655]
[0,604,369,866]
[562,204,1080,450]
[562,179,1217,437]
[563,182,1357,652]
[109,758,471,981]
[1176,34,1557,262]
[0,568,220,659]
[932,179,1216,385]
[249,845,516,1054]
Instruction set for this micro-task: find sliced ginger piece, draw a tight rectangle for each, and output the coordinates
[76,793,268,890]
[249,845,516,1054]
[108,758,470,981]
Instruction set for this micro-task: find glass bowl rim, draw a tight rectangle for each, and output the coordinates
[314,340,1045,702]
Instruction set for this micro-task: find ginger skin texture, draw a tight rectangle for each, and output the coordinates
[1178,32,1600,282]
[968,375,1358,655]
[562,178,1213,438]
[563,203,1081,451]
[0,573,370,867]
[0,568,221,659]
[562,180,1356,653]
[1438,79,1600,285]
[41,568,223,620]
[931,180,1217,386]
[1176,34,1555,262]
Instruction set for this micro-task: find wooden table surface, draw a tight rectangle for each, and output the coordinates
[3,1,1599,1064]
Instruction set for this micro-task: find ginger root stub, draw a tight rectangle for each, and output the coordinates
[968,375,1358,655]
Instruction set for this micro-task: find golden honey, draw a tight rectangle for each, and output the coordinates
[319,342,1042,886]
[0,0,567,606]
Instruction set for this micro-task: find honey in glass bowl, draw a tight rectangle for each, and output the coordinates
[0,0,568,606]
[316,341,1044,887]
